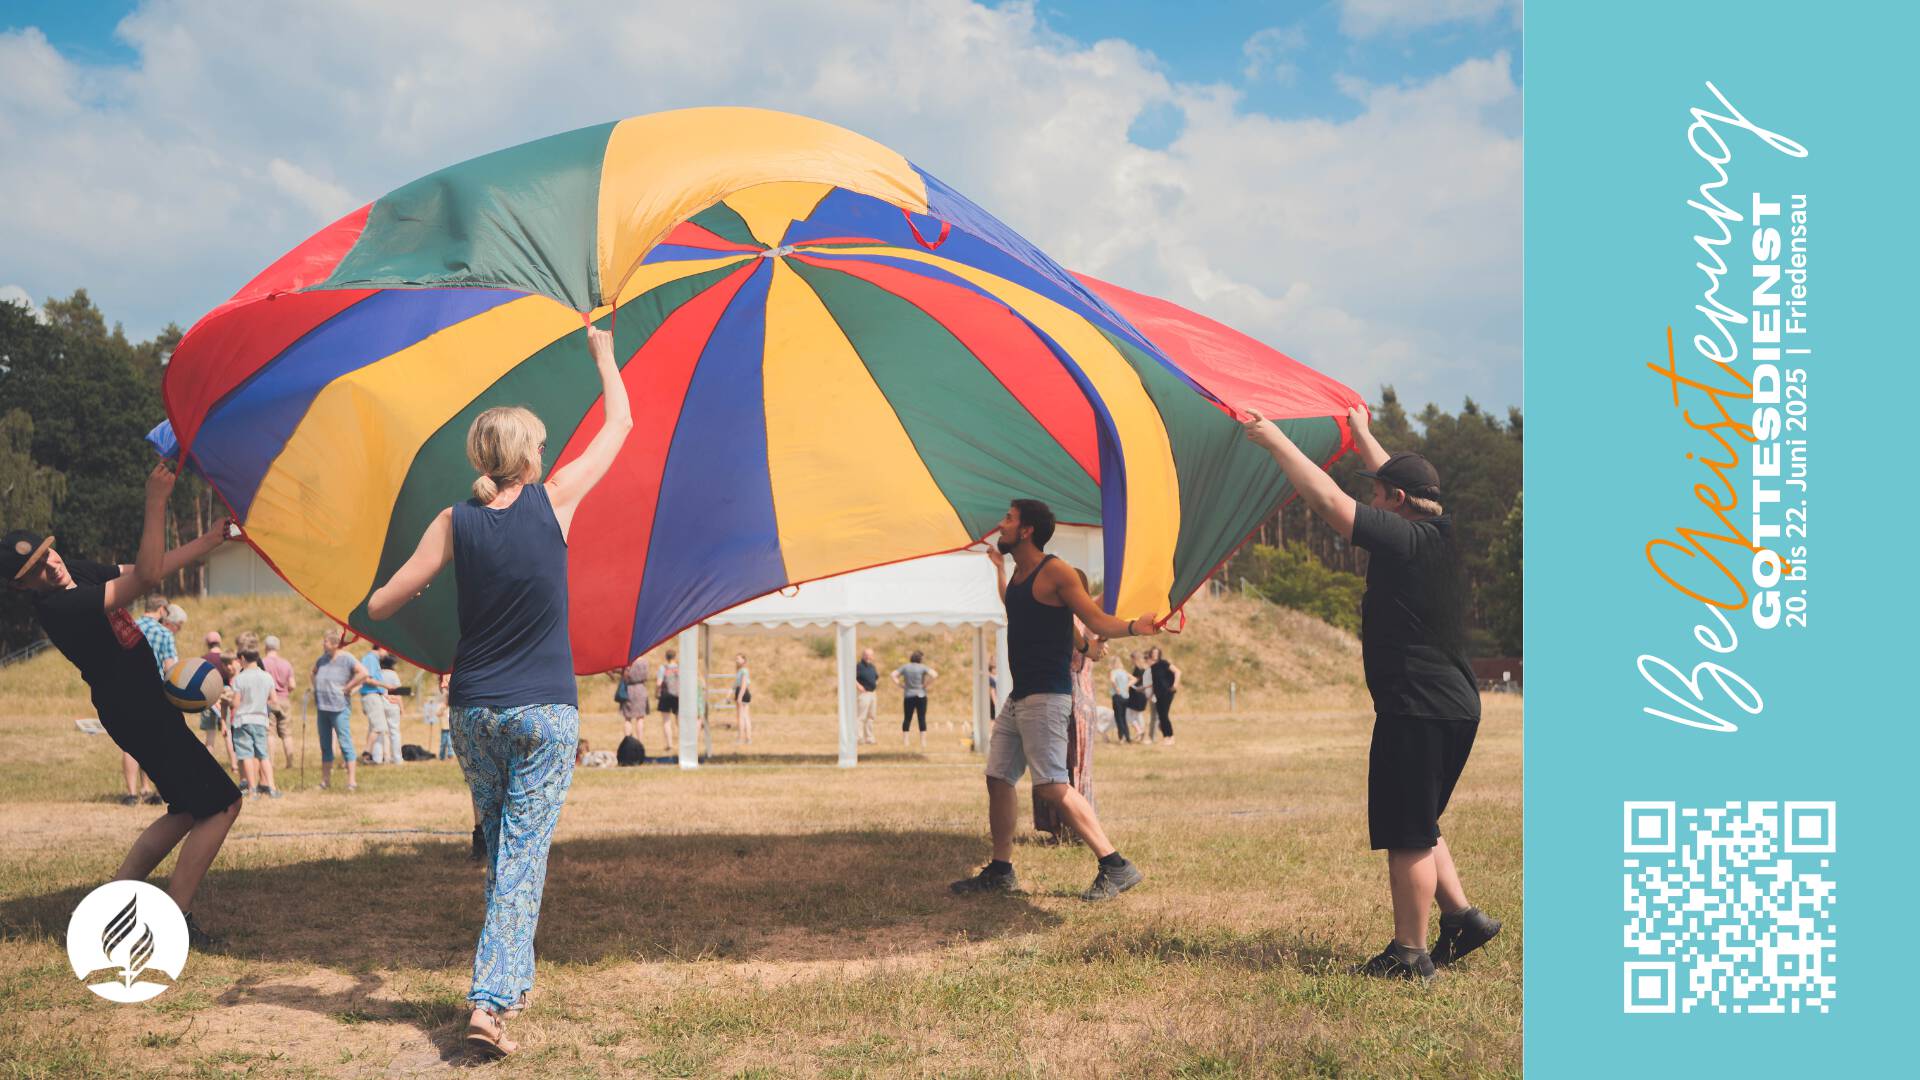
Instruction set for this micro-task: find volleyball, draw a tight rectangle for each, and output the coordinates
[162,657,224,713]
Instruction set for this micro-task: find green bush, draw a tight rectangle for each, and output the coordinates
[1244,543,1364,636]
[804,634,836,659]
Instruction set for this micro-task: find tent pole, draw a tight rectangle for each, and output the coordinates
[972,624,988,753]
[700,622,712,760]
[993,624,1011,751]
[678,625,701,769]
[836,622,858,767]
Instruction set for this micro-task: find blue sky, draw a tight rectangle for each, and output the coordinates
[1,1,141,64]
[6,1,1522,129]
[0,1,1522,412]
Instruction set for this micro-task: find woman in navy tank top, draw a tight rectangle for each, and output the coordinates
[369,325,632,1058]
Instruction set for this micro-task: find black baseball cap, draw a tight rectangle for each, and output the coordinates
[1356,452,1442,499]
[3,529,55,581]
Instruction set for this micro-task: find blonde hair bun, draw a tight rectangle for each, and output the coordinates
[467,406,547,501]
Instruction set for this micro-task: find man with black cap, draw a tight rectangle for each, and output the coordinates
[4,463,240,943]
[1242,405,1500,983]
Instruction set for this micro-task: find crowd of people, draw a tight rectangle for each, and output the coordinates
[125,602,300,801]
[7,313,1495,1057]
[114,596,465,805]
[597,639,1175,756]
[1101,646,1181,745]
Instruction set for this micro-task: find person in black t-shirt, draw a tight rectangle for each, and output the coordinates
[1243,405,1501,984]
[4,463,241,941]
[1146,647,1180,743]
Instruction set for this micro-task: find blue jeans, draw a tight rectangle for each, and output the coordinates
[439,727,454,759]
[450,703,578,1013]
[317,708,353,763]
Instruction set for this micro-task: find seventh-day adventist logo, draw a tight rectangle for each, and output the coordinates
[65,881,189,1003]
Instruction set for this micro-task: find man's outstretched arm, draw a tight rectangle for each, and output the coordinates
[1242,409,1357,542]
[159,517,231,579]
[1046,560,1157,641]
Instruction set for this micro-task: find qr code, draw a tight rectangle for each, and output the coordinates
[1622,801,1836,1014]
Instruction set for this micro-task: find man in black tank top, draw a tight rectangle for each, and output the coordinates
[951,500,1161,902]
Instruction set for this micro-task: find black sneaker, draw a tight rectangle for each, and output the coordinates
[469,825,486,862]
[1431,907,1502,965]
[142,793,163,806]
[118,794,140,807]
[1359,941,1435,984]
[237,779,251,795]
[1079,858,1144,901]
[183,912,223,950]
[949,864,1021,895]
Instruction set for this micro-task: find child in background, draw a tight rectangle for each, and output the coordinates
[379,653,404,765]
[575,738,616,768]
[229,635,281,798]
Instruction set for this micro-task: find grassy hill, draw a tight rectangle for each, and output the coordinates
[0,588,1366,722]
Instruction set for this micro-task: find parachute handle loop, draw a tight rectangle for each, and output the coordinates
[900,208,951,251]
[1162,607,1188,635]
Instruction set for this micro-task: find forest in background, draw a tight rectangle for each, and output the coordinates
[1,292,1520,657]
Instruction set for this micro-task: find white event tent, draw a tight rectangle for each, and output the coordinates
[669,527,1104,768]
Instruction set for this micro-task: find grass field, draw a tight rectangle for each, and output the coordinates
[0,594,1520,1078]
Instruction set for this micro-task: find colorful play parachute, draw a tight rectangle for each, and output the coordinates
[163,108,1360,672]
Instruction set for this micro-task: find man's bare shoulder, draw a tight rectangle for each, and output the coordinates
[1041,553,1079,580]
[1034,554,1082,597]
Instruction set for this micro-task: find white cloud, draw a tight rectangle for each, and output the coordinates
[1338,0,1521,38]
[0,285,43,321]
[1241,25,1306,83]
[267,158,356,220]
[0,0,1519,410]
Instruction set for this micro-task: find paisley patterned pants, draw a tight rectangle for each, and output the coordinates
[450,703,579,1013]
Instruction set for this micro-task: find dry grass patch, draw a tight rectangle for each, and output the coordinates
[0,593,1517,1077]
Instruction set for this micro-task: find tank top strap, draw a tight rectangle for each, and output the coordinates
[1012,552,1055,591]
[523,480,558,520]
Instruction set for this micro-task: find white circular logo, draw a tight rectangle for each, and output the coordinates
[66,881,189,1003]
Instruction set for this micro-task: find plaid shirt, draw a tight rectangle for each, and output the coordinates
[135,615,176,678]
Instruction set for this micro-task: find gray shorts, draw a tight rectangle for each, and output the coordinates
[985,693,1072,786]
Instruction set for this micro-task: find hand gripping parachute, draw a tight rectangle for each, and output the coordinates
[163,108,1362,672]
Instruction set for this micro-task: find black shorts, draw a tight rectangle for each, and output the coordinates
[1367,714,1478,851]
[107,703,242,819]
[658,693,679,715]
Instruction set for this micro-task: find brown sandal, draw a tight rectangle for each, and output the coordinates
[465,1011,518,1059]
